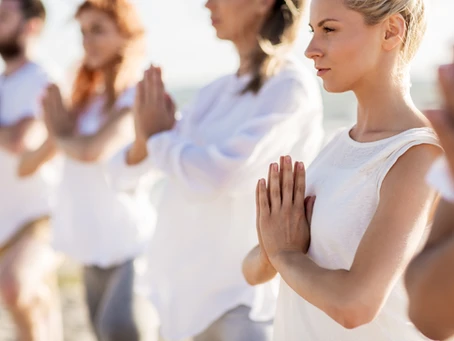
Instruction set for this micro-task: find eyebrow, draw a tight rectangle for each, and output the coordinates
[309,18,340,29]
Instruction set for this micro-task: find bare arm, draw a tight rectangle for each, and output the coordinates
[242,245,277,285]
[17,138,57,177]
[405,200,454,340]
[57,107,134,163]
[260,146,440,329]
[0,117,42,154]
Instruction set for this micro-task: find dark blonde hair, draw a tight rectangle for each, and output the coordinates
[344,0,426,64]
[244,0,305,94]
[71,0,145,113]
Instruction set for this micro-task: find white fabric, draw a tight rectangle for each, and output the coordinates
[109,58,324,340]
[0,62,54,247]
[52,87,156,268]
[426,156,454,202]
[274,127,440,341]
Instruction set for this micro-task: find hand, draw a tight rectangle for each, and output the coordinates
[17,149,40,177]
[258,155,311,264]
[425,59,454,178]
[42,84,75,139]
[134,65,176,144]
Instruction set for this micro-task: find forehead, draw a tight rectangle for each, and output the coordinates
[0,0,22,15]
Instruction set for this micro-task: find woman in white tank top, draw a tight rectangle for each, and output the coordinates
[243,0,442,340]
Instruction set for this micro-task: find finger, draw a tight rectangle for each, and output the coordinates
[269,162,281,212]
[279,156,284,194]
[256,180,261,233]
[305,196,316,226]
[143,68,153,107]
[155,67,165,107]
[267,163,273,201]
[293,162,306,210]
[135,80,145,112]
[258,178,270,216]
[281,155,294,207]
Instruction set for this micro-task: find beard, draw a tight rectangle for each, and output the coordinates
[0,28,22,61]
[0,39,22,60]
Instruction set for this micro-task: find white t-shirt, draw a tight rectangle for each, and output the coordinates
[0,62,54,247]
[52,87,156,268]
[109,57,325,340]
[274,128,439,341]
[426,156,454,202]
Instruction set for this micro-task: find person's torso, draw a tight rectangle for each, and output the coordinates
[274,127,438,341]
[0,62,55,246]
[145,58,324,339]
[53,87,155,267]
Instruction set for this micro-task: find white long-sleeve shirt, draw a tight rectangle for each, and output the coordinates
[110,57,324,340]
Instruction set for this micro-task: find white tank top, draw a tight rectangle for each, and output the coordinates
[273,127,439,341]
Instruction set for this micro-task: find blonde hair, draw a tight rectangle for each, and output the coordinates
[344,0,426,64]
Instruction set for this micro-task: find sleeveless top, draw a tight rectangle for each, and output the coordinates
[273,127,440,341]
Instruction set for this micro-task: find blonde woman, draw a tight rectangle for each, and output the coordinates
[243,0,442,340]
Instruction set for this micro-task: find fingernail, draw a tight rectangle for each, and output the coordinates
[260,179,266,186]
[298,162,304,170]
[285,156,291,164]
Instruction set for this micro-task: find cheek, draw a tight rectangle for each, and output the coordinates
[326,35,378,92]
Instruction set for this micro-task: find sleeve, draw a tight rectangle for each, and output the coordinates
[22,71,50,120]
[109,77,323,198]
[426,156,454,203]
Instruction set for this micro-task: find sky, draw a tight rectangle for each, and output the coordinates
[21,0,454,89]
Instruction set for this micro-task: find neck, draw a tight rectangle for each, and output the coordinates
[234,34,260,76]
[352,69,422,136]
[3,53,28,76]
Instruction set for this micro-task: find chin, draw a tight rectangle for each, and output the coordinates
[322,80,352,94]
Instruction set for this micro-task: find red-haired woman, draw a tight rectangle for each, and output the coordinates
[19,1,155,340]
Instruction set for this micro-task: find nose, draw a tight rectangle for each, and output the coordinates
[205,0,214,10]
[305,36,323,60]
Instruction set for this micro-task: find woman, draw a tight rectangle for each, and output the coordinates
[109,0,324,340]
[405,60,454,340]
[243,0,442,340]
[18,1,155,340]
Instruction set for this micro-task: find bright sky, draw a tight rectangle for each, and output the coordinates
[27,0,454,88]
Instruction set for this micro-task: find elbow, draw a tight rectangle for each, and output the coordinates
[329,296,379,330]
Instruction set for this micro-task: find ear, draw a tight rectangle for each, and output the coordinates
[22,18,44,37]
[382,13,406,52]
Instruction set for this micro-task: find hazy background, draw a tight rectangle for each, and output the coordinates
[1,0,452,132]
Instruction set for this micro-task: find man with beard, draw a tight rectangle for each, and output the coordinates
[0,0,62,340]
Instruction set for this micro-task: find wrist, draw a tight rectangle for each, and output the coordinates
[270,249,305,271]
[127,139,148,165]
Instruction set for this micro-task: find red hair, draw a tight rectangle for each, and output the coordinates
[71,0,145,113]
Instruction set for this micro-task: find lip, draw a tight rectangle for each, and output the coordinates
[316,68,331,77]
[211,18,220,26]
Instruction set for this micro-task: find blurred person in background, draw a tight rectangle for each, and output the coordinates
[0,0,62,340]
[109,0,324,340]
[405,59,454,341]
[244,0,444,340]
[18,1,156,340]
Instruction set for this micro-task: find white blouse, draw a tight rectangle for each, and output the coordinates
[274,128,439,341]
[426,156,454,202]
[52,88,156,268]
[110,57,324,340]
[0,62,54,246]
